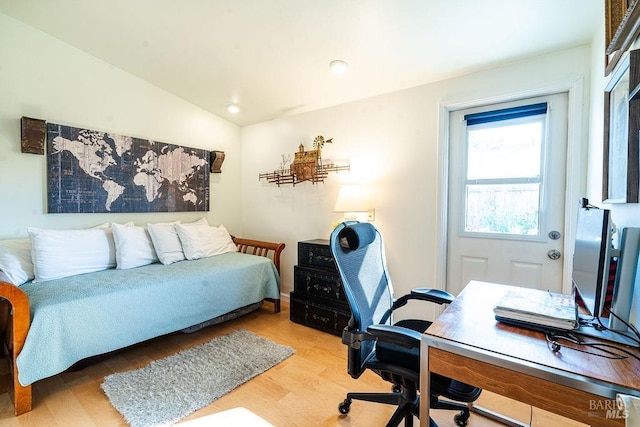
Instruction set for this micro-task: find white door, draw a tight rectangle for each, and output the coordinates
[446,93,568,297]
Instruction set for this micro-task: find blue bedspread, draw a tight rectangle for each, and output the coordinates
[16,252,280,386]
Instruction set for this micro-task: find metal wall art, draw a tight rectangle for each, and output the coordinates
[259,136,349,186]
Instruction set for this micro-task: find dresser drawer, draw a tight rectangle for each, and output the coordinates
[294,265,347,305]
[297,240,335,270]
[290,292,350,337]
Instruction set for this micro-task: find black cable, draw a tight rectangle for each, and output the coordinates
[576,310,640,347]
[545,332,640,362]
[591,308,640,347]
[547,332,623,358]
[602,306,640,342]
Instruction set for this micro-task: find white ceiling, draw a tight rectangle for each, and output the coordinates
[0,1,602,126]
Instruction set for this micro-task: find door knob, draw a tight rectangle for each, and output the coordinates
[547,249,561,260]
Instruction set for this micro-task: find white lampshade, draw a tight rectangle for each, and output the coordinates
[333,185,375,221]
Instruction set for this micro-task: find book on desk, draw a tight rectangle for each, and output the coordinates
[494,287,578,331]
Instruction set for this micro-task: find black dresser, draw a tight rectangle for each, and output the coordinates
[290,239,351,336]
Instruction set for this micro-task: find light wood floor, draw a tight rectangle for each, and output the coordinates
[0,302,588,426]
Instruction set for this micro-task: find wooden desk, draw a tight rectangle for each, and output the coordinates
[420,281,640,427]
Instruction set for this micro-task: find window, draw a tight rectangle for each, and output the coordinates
[463,103,547,237]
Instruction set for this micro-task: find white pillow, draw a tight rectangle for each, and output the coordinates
[0,239,34,286]
[28,227,115,282]
[0,271,12,284]
[147,221,185,265]
[111,223,158,269]
[93,222,134,267]
[176,223,237,260]
[186,217,210,227]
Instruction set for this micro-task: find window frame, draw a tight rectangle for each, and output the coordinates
[459,111,549,241]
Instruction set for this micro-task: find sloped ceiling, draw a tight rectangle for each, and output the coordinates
[0,0,602,126]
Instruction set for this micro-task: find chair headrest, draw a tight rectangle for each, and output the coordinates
[338,223,377,251]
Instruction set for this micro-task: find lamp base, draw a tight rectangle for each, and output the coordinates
[343,210,375,222]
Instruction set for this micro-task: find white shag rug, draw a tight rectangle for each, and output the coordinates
[101,329,294,427]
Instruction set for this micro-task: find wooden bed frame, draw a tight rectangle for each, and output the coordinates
[233,237,285,312]
[0,237,285,416]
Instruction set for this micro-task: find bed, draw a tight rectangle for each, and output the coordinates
[0,236,285,416]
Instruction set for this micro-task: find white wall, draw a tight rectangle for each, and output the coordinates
[0,12,242,238]
[1,9,599,323]
[242,45,593,320]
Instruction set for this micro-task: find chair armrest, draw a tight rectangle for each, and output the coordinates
[390,287,454,313]
[367,324,422,349]
[410,287,454,305]
[342,328,375,348]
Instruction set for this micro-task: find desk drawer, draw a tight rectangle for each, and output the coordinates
[290,292,350,336]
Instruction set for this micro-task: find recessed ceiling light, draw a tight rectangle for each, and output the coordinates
[330,60,349,75]
[227,104,240,114]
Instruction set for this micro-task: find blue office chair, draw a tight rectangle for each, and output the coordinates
[330,221,481,427]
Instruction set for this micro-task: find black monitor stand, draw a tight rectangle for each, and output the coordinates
[576,314,639,347]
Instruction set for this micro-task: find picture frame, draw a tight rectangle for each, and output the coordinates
[605,0,627,49]
[603,53,639,203]
[606,0,640,75]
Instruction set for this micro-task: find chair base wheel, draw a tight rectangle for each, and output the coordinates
[454,411,469,427]
[338,399,351,415]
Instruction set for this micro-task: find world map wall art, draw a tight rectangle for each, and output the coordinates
[47,123,210,213]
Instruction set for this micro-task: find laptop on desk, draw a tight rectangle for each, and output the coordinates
[493,286,579,332]
[493,286,640,347]
[494,315,577,334]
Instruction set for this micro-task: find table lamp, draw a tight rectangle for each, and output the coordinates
[333,185,375,222]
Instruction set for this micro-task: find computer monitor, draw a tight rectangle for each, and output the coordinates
[610,227,640,331]
[571,201,640,347]
[572,205,613,318]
